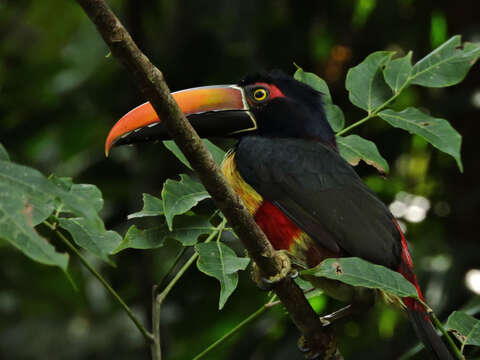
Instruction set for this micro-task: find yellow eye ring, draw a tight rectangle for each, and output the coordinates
[253,88,268,102]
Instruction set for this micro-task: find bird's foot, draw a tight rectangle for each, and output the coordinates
[251,250,298,290]
[297,332,340,360]
[297,335,321,359]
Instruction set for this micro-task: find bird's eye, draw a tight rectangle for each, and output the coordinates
[253,88,268,102]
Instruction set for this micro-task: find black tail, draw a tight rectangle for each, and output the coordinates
[407,306,454,360]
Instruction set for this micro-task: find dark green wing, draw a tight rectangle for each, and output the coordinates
[236,136,402,269]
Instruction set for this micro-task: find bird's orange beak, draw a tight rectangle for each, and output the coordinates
[105,85,255,156]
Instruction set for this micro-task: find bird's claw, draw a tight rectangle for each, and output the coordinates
[252,250,296,290]
[297,336,321,359]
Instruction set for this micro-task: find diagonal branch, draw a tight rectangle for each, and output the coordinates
[75,0,340,358]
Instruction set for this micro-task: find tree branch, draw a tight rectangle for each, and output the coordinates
[75,0,340,358]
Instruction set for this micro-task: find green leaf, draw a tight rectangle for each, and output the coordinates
[445,311,480,347]
[49,175,73,191]
[0,160,56,225]
[0,160,114,265]
[301,257,419,299]
[0,185,68,270]
[294,68,332,100]
[114,216,214,253]
[162,174,210,230]
[128,193,164,219]
[0,143,9,161]
[324,104,345,133]
[69,184,104,213]
[384,51,413,93]
[346,51,394,112]
[53,181,104,228]
[114,225,168,253]
[165,216,215,246]
[379,107,462,171]
[163,139,226,169]
[0,162,105,227]
[196,242,250,309]
[410,35,480,87]
[294,68,345,132]
[58,218,121,265]
[336,135,389,174]
[50,176,104,215]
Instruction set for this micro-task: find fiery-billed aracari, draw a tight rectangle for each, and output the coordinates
[105,71,453,359]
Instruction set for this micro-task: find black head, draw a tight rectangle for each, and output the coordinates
[238,70,336,147]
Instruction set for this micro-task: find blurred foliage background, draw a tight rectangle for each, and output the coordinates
[1,0,480,359]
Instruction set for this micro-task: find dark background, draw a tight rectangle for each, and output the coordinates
[1,0,479,359]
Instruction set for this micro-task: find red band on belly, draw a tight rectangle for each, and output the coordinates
[254,200,301,250]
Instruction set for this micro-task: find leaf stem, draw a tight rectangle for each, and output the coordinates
[46,221,154,343]
[336,81,408,136]
[336,115,371,136]
[193,294,278,360]
[418,299,464,360]
[158,218,226,301]
[429,309,465,360]
[157,246,187,290]
[151,218,227,360]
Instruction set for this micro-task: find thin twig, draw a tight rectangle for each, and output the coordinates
[336,81,407,136]
[45,221,154,343]
[193,294,278,360]
[418,299,464,360]
[158,218,226,302]
[156,246,187,290]
[151,219,227,360]
[151,284,161,360]
[429,310,465,360]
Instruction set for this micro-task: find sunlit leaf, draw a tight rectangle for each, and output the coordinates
[162,174,210,230]
[346,51,394,112]
[410,35,480,87]
[196,242,250,309]
[163,139,226,169]
[294,68,345,131]
[383,52,413,93]
[337,135,389,173]
[114,216,214,253]
[301,257,418,299]
[0,143,9,161]
[128,193,164,219]
[0,185,68,270]
[445,311,480,347]
[58,218,121,265]
[379,107,462,171]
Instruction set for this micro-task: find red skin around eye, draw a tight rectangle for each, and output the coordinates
[253,82,285,99]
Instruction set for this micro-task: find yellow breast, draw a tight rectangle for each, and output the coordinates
[221,152,263,215]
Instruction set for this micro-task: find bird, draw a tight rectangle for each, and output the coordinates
[105,70,453,359]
